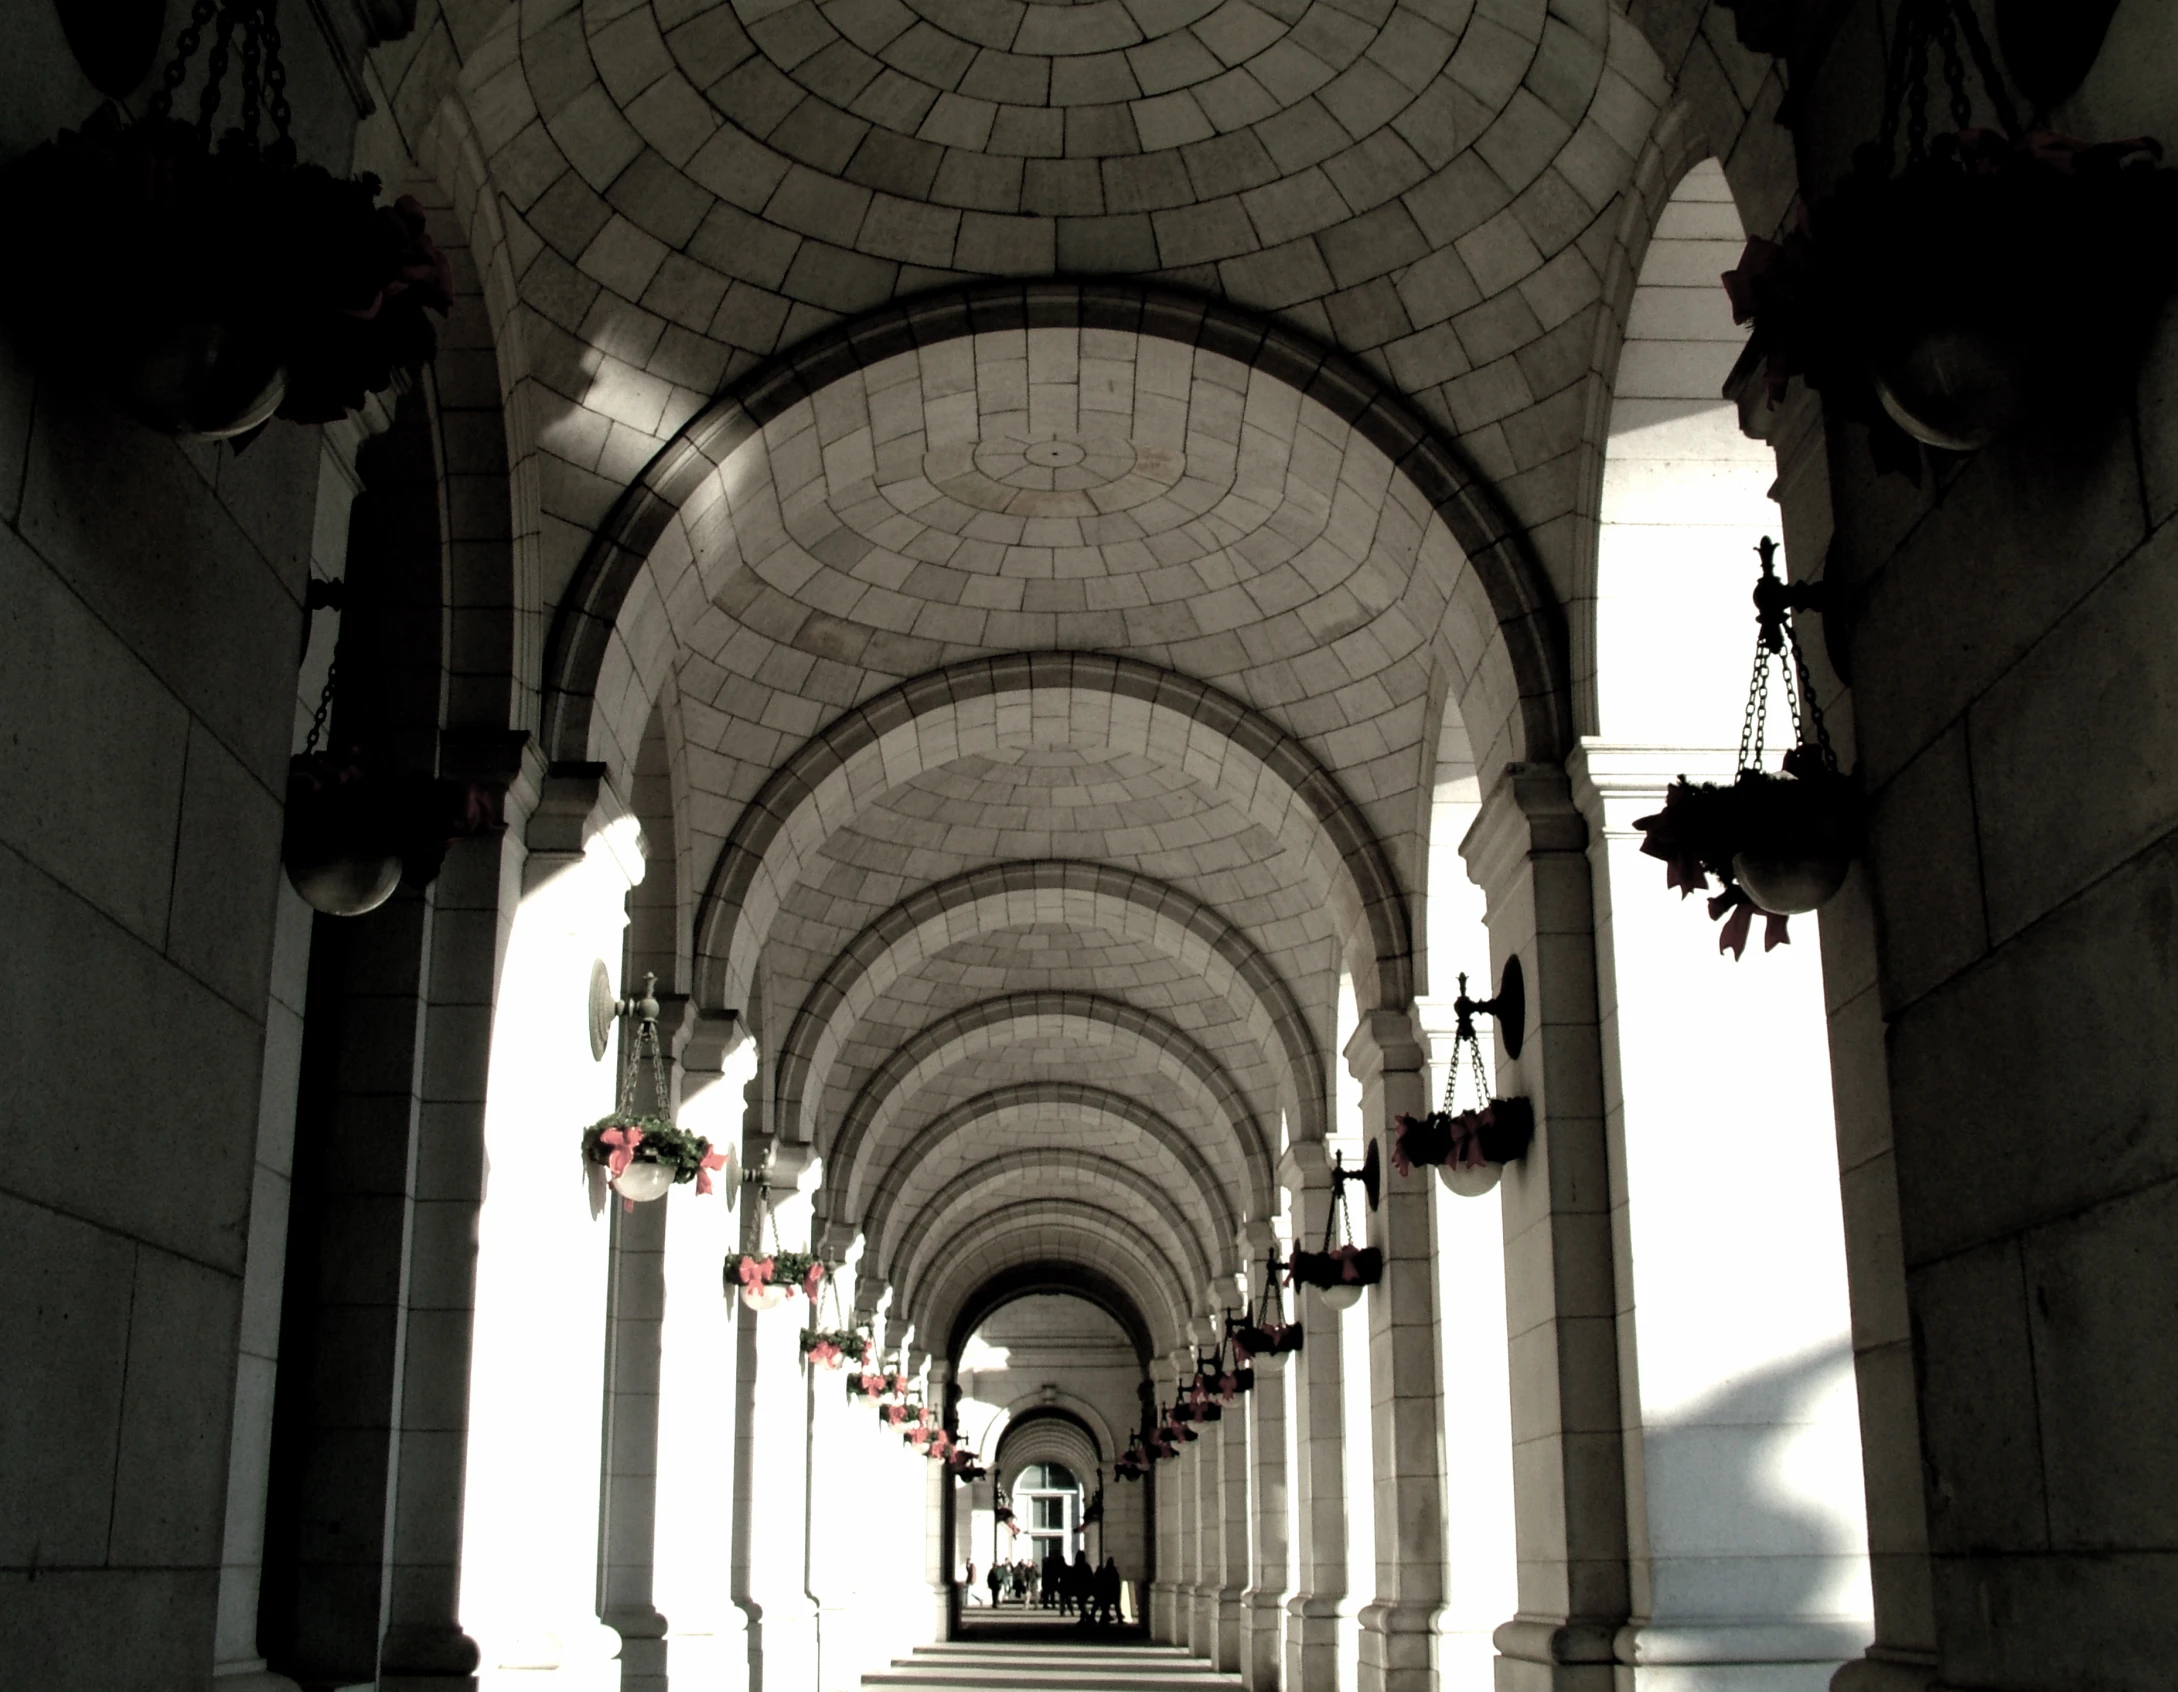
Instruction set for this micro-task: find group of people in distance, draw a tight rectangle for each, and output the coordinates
[970,1551,1125,1623]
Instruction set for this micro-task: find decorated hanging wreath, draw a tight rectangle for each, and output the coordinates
[1391,1100,1535,1177]
[1286,1244,1383,1290]
[582,1115,724,1187]
[1,1,454,444]
[800,1328,870,1371]
[1721,0,2178,473]
[729,1249,827,1309]
[1228,1321,1301,1361]
[1634,539,1859,958]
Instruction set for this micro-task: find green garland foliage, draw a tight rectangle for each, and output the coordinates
[581,1113,715,1184]
[800,1328,870,1364]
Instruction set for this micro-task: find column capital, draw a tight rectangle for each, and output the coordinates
[1278,1139,1329,1194]
[1565,740,1736,841]
[1462,761,1586,896]
[1344,1006,1426,1083]
[812,1217,858,1261]
[525,760,647,889]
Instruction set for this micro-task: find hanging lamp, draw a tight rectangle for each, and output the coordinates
[1,0,453,442]
[1391,965,1534,1196]
[580,975,729,1210]
[1633,538,1859,958]
[1722,0,2178,472]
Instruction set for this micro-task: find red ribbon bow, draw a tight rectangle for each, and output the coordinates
[808,1340,843,1370]
[598,1124,644,1177]
[738,1255,776,1292]
[696,1146,728,1195]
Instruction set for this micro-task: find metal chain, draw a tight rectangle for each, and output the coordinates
[195,2,238,140]
[237,3,263,149]
[1439,1021,1491,1114]
[1738,634,1772,772]
[149,0,217,119]
[261,0,293,151]
[1788,625,1840,771]
[1903,3,1933,164]
[300,656,337,757]
[1950,0,2023,136]
[1933,3,1974,132]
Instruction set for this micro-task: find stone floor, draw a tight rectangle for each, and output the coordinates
[864,1635,1238,1692]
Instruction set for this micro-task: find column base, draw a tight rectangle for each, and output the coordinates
[213,1668,305,1692]
[1286,1595,1353,1692]
[1216,1589,1246,1673]
[1360,1599,1443,1692]
[1241,1591,1283,1689]
[376,1620,485,1692]
[1490,1617,1616,1692]
[1830,1651,1938,1692]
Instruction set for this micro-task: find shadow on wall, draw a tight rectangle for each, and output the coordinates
[1635,1337,1874,1655]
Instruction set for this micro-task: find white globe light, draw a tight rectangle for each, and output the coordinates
[741,1283,789,1312]
[1439,1162,1501,1197]
[611,1160,676,1203]
[1318,1282,1365,1311]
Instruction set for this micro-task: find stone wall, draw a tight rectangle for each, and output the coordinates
[0,12,363,1691]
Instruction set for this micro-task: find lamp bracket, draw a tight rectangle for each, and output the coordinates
[1452,956,1525,1062]
[1331,1140,1380,1212]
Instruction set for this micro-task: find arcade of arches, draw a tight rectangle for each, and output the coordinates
[5,5,2177,1692]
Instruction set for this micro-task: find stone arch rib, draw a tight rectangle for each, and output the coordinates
[538,281,1571,792]
[885,1148,1218,1295]
[906,1200,1194,1355]
[857,1083,1238,1278]
[773,859,1329,1150]
[691,653,1413,1019]
[821,991,1275,1225]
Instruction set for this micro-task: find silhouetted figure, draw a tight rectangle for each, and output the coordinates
[1043,1550,1065,1610]
[1094,1557,1121,1626]
[987,1563,1004,1607]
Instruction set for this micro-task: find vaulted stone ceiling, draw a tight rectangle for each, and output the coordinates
[368,0,1744,1356]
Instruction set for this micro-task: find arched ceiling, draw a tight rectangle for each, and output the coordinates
[365,0,1739,1361]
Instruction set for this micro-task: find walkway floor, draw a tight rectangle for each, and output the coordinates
[863,1635,1244,1692]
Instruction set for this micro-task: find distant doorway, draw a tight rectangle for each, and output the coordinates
[1016,1461,1083,1567]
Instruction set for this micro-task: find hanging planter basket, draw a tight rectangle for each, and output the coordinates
[1286,1245,1383,1297]
[281,753,495,917]
[577,977,727,1212]
[729,1248,825,1311]
[1635,539,1860,958]
[1722,0,2178,473]
[1228,1248,1302,1361]
[0,1,452,444]
[1391,972,1534,1196]
[849,1366,912,1401]
[801,1328,870,1372]
[1285,1148,1380,1308]
[1229,1321,1301,1359]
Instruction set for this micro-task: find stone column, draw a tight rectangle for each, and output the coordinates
[1751,346,1938,1692]
[1152,1429,1183,1642]
[1192,1330,1223,1657]
[1216,1375,1251,1672]
[1281,1142,1350,1692]
[654,1040,755,1692]
[380,737,537,1692]
[457,764,646,1680]
[1242,1344,1290,1691]
[1410,1003,1517,1692]
[1349,1012,1446,1692]
[1570,745,1874,1692]
[734,1140,823,1692]
[1462,766,1630,1692]
[599,1193,670,1692]
[926,1361,957,1641]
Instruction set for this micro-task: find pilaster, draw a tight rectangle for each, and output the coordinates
[1280,1141,1349,1692]
[1348,1010,1444,1692]
[1462,764,1629,1692]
